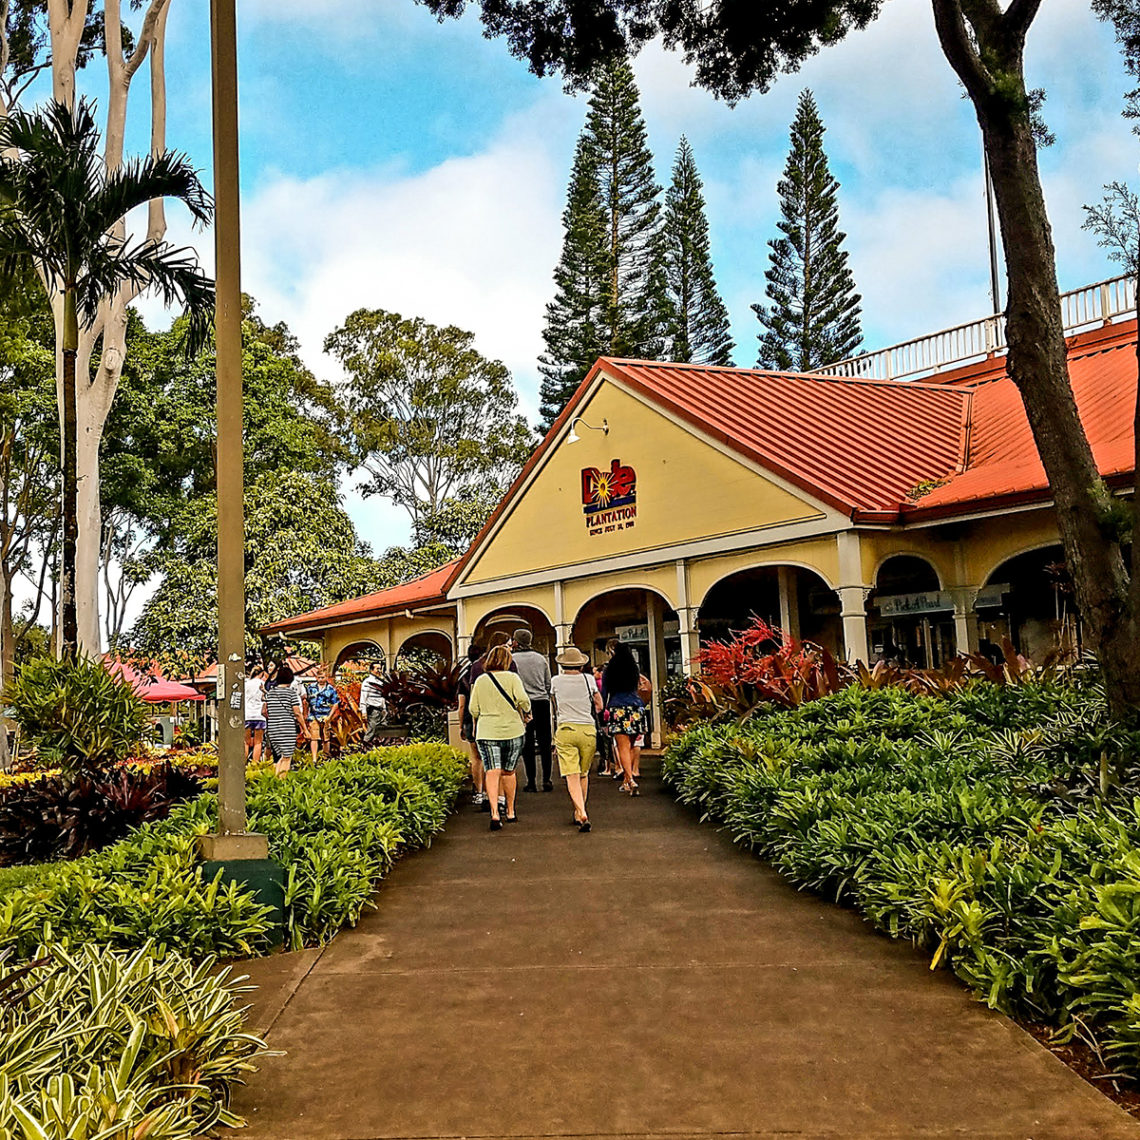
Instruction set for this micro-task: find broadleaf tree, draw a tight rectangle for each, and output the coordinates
[0,0,195,657]
[0,96,214,659]
[0,279,57,698]
[99,300,345,646]
[419,0,1140,718]
[661,135,733,366]
[753,90,861,371]
[130,470,388,666]
[325,308,536,540]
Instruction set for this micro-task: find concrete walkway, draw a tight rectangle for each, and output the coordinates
[233,760,1140,1140]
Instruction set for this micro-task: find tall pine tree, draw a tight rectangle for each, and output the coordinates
[538,137,609,429]
[753,90,862,372]
[538,53,664,430]
[661,136,733,365]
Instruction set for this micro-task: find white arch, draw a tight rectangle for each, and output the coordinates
[870,551,945,591]
[979,541,1066,590]
[333,639,387,670]
[570,583,678,627]
[697,560,838,609]
[473,601,556,630]
[394,629,455,661]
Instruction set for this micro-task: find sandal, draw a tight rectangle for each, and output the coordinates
[577,819,591,833]
[490,818,502,831]
[505,814,519,824]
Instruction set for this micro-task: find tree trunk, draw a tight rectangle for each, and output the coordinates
[75,402,102,655]
[0,563,11,769]
[933,0,1140,716]
[60,295,79,659]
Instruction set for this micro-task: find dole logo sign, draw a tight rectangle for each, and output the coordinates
[581,459,637,535]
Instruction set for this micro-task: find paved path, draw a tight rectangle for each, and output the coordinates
[233,760,1140,1140]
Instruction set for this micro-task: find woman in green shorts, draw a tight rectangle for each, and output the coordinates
[550,646,603,832]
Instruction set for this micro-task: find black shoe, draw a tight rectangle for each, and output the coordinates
[542,781,554,792]
[578,820,591,833]
[523,784,538,793]
[505,814,519,823]
[480,797,492,812]
[490,818,503,831]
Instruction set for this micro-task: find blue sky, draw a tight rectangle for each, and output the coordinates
[103,0,1136,558]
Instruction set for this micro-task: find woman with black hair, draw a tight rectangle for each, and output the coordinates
[600,642,646,795]
[264,664,307,777]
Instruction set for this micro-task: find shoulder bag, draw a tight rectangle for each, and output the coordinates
[486,671,531,728]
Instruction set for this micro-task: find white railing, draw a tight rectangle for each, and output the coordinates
[816,274,1136,382]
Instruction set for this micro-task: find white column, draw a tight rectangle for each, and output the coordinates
[951,587,980,656]
[777,566,801,641]
[675,559,700,675]
[553,580,574,650]
[837,531,871,665]
[455,598,471,657]
[646,593,666,749]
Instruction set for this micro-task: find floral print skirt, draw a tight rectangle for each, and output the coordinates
[604,702,647,738]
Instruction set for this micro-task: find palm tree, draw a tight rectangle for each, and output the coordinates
[0,97,214,658]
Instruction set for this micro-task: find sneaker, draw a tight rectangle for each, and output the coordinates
[498,796,507,813]
[472,791,485,808]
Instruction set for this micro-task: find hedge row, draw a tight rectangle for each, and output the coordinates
[0,744,468,1138]
[0,744,468,958]
[662,682,1140,1075]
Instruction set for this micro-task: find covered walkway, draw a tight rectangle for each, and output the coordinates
[233,764,1140,1139]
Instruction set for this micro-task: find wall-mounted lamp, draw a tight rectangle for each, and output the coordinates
[566,417,609,444]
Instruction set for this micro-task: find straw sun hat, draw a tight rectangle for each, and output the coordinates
[556,646,591,668]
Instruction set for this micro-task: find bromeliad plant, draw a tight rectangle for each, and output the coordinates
[0,942,266,1137]
[5,655,149,778]
[663,680,1140,1080]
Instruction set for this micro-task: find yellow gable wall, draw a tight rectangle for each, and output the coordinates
[461,376,825,587]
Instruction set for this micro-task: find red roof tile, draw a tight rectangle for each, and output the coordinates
[261,560,460,635]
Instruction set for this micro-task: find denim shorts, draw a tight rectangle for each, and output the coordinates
[476,736,524,771]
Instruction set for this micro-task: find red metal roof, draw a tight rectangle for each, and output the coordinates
[904,321,1137,519]
[598,318,1137,524]
[261,560,460,636]
[600,359,972,515]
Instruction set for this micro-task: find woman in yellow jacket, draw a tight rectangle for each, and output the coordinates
[468,644,531,830]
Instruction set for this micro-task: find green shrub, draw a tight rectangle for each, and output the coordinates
[0,942,266,1137]
[5,656,149,778]
[663,681,1140,1078]
[0,743,469,959]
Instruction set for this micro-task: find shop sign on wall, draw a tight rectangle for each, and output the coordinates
[616,621,680,643]
[581,459,637,536]
[877,590,954,617]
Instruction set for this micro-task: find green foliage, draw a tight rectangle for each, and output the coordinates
[325,308,535,532]
[0,942,266,1137]
[753,90,862,371]
[130,469,388,663]
[538,134,610,428]
[0,98,214,348]
[660,136,733,366]
[539,52,665,429]
[664,682,1140,1077]
[5,657,148,779]
[420,2,883,102]
[0,744,469,960]
[0,278,57,684]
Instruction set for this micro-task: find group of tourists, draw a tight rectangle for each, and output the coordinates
[243,662,342,778]
[456,630,650,833]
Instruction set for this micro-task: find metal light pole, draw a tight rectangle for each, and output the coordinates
[201,0,267,865]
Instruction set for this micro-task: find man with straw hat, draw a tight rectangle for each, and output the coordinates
[551,646,603,832]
